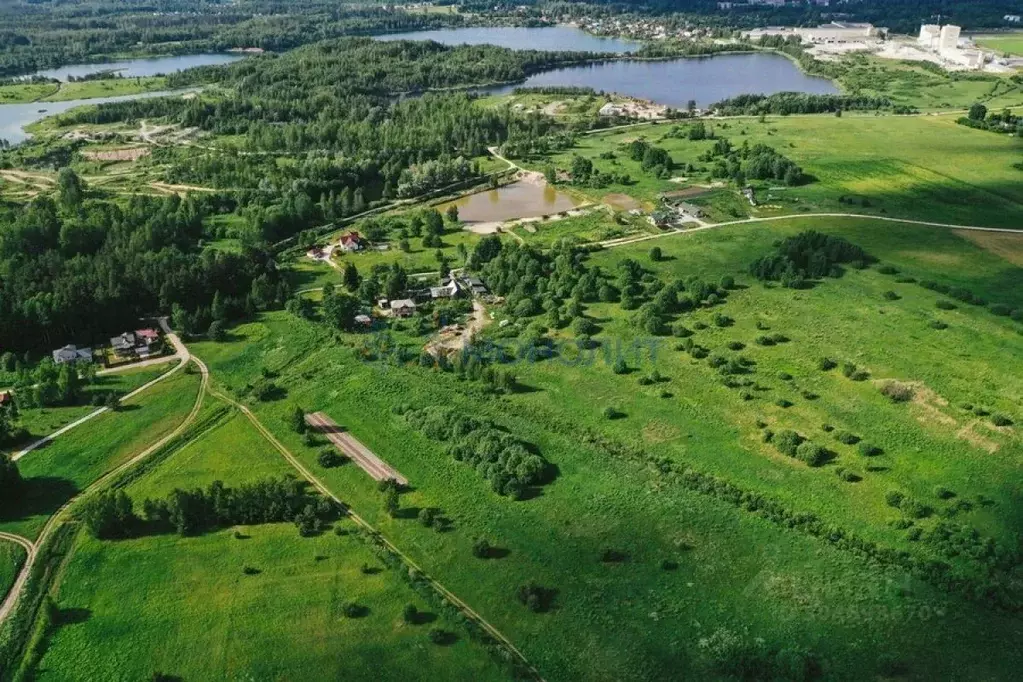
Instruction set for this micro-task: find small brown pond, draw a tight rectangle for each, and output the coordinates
[441,180,579,230]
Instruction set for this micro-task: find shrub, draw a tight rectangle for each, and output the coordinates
[516,582,556,612]
[773,430,803,456]
[906,527,923,541]
[880,381,914,403]
[600,548,629,563]
[882,291,900,301]
[472,537,492,559]
[242,566,260,575]
[900,498,931,519]
[690,347,709,359]
[318,450,343,468]
[740,391,754,401]
[835,467,861,483]
[836,431,860,445]
[935,300,956,310]
[858,442,882,457]
[402,603,419,624]
[754,335,775,346]
[603,406,623,420]
[850,369,870,382]
[818,357,837,371]
[719,275,735,290]
[929,320,948,330]
[972,406,989,417]
[934,486,956,500]
[801,391,818,401]
[841,362,857,378]
[821,424,834,432]
[727,341,745,351]
[671,323,693,338]
[661,559,679,570]
[649,246,663,262]
[991,413,1013,427]
[775,398,793,408]
[612,358,628,374]
[795,441,828,467]
[885,491,905,508]
[770,333,789,343]
[777,371,792,381]
[693,321,709,330]
[713,313,733,328]
[877,264,899,275]
[428,628,455,645]
[990,303,1011,316]
[342,602,367,618]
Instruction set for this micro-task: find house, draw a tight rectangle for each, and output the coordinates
[651,210,674,228]
[389,299,417,318]
[136,328,160,345]
[462,275,488,296]
[337,232,364,253]
[675,202,704,218]
[430,278,462,299]
[110,332,139,357]
[1005,15,1021,24]
[354,314,373,327]
[52,344,93,364]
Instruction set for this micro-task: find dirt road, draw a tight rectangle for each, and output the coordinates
[305,412,408,485]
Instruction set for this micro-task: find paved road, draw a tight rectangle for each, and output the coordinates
[598,212,1023,250]
[13,319,187,462]
[1,319,207,626]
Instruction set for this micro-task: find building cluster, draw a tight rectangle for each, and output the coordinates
[917,24,984,70]
[379,273,489,320]
[745,21,884,44]
[51,327,163,366]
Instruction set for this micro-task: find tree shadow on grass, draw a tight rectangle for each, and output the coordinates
[0,476,79,525]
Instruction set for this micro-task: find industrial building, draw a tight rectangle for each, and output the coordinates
[917,24,984,70]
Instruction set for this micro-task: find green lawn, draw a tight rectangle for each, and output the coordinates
[33,406,508,682]
[2,365,172,455]
[0,541,27,606]
[527,113,1023,229]
[975,33,1023,56]
[185,215,1023,680]
[0,77,168,105]
[0,368,201,540]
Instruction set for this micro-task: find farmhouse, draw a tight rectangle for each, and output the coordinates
[389,299,417,318]
[462,275,488,296]
[52,344,93,364]
[111,328,161,358]
[430,277,462,299]
[337,232,364,252]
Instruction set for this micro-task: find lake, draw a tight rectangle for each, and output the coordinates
[27,53,243,82]
[440,180,580,230]
[0,90,187,145]
[481,53,838,108]
[375,25,642,53]
[376,26,837,108]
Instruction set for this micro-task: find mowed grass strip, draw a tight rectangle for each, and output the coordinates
[0,368,201,540]
[35,404,507,682]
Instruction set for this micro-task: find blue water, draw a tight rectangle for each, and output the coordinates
[375,25,643,54]
[27,53,243,82]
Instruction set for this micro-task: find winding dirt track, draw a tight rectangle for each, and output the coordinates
[305,412,408,485]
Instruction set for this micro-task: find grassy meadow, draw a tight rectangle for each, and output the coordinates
[1,365,171,456]
[175,215,1023,680]
[0,368,201,541]
[974,33,1023,56]
[0,77,168,105]
[525,113,1023,228]
[32,406,508,682]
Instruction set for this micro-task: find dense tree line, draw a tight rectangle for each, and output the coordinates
[396,404,552,498]
[0,187,284,352]
[957,103,1023,136]
[712,92,895,116]
[703,137,808,187]
[749,231,873,288]
[79,476,337,539]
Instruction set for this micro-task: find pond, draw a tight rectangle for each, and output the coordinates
[375,25,642,54]
[26,53,243,82]
[0,90,187,145]
[376,26,837,108]
[439,180,580,230]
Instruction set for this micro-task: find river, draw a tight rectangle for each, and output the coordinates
[0,90,188,145]
[376,26,838,108]
[26,53,242,82]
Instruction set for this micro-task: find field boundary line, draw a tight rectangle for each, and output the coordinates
[200,365,545,682]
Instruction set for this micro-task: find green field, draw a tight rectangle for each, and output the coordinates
[525,113,1023,228]
[0,541,27,606]
[174,215,1023,680]
[0,368,201,540]
[975,33,1023,56]
[32,407,508,681]
[2,365,172,455]
[0,77,168,105]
